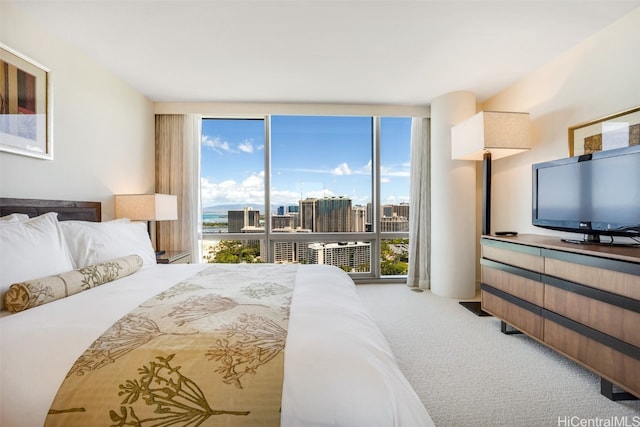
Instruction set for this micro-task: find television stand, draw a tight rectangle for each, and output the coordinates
[480,234,640,400]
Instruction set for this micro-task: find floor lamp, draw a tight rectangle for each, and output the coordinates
[114,193,178,256]
[451,111,531,315]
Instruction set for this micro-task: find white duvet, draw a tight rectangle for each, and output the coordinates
[0,264,433,427]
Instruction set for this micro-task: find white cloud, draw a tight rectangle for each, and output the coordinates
[202,135,263,155]
[201,174,336,209]
[238,139,255,153]
[304,189,337,199]
[332,162,352,175]
[200,172,265,207]
[381,164,410,178]
[242,171,264,189]
[382,194,410,204]
[201,135,232,153]
[201,170,321,209]
[270,188,303,206]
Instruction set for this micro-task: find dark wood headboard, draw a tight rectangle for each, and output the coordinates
[0,198,102,222]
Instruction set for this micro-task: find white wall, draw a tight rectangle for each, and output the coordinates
[2,2,637,231]
[481,7,640,238]
[0,3,155,219]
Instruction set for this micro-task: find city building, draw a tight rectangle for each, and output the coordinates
[300,196,352,232]
[305,241,371,272]
[228,208,260,233]
[351,205,367,232]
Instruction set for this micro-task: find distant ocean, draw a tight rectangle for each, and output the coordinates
[203,212,227,223]
[202,212,228,233]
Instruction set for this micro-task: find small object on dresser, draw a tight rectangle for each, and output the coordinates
[156,250,191,264]
[495,231,518,236]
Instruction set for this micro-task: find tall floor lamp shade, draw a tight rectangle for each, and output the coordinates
[451,111,530,316]
[451,111,531,235]
[114,194,178,255]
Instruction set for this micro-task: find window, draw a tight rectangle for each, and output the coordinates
[201,118,265,263]
[271,115,372,233]
[200,115,411,281]
[379,117,412,276]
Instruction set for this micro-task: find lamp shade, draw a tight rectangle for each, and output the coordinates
[451,111,531,160]
[114,194,178,221]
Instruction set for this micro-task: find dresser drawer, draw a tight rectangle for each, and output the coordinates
[544,318,640,398]
[545,258,640,300]
[482,244,544,273]
[481,263,543,306]
[482,289,543,339]
[482,241,544,272]
[544,284,640,348]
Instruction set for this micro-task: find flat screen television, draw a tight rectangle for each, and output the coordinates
[532,145,640,245]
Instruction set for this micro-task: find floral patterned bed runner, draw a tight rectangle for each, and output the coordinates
[45,263,297,427]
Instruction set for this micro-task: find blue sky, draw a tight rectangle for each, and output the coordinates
[201,116,411,210]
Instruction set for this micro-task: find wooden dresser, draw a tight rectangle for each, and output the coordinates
[480,234,640,400]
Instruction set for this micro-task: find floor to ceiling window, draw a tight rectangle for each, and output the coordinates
[379,117,412,276]
[200,115,411,281]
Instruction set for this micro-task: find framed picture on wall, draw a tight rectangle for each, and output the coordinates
[569,106,640,157]
[0,43,53,160]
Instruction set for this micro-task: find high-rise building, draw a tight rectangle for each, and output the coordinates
[377,203,409,232]
[276,205,298,215]
[394,203,410,221]
[305,241,370,271]
[351,205,367,232]
[273,241,297,263]
[380,216,409,232]
[382,204,394,218]
[272,228,311,263]
[299,198,316,231]
[300,196,352,232]
[272,214,295,230]
[228,208,261,232]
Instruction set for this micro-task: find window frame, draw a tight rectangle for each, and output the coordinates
[200,115,410,283]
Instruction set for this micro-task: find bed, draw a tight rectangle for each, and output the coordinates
[0,198,434,427]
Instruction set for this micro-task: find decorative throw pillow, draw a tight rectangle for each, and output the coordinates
[3,255,143,313]
[0,212,75,310]
[60,220,156,267]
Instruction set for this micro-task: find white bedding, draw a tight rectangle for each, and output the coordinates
[0,263,433,427]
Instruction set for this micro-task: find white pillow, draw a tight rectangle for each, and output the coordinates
[60,220,156,267]
[0,212,75,310]
[0,213,30,222]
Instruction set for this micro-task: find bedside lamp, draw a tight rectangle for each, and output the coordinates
[451,111,531,235]
[114,193,178,255]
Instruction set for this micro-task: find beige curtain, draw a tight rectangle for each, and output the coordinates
[407,117,431,289]
[155,114,201,261]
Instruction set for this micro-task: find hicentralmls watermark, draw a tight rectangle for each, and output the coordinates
[557,416,640,427]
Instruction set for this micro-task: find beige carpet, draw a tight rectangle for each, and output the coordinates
[357,284,640,427]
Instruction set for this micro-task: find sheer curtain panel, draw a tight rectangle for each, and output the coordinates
[407,117,431,289]
[155,114,202,261]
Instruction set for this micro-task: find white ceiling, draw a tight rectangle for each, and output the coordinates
[6,0,640,106]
